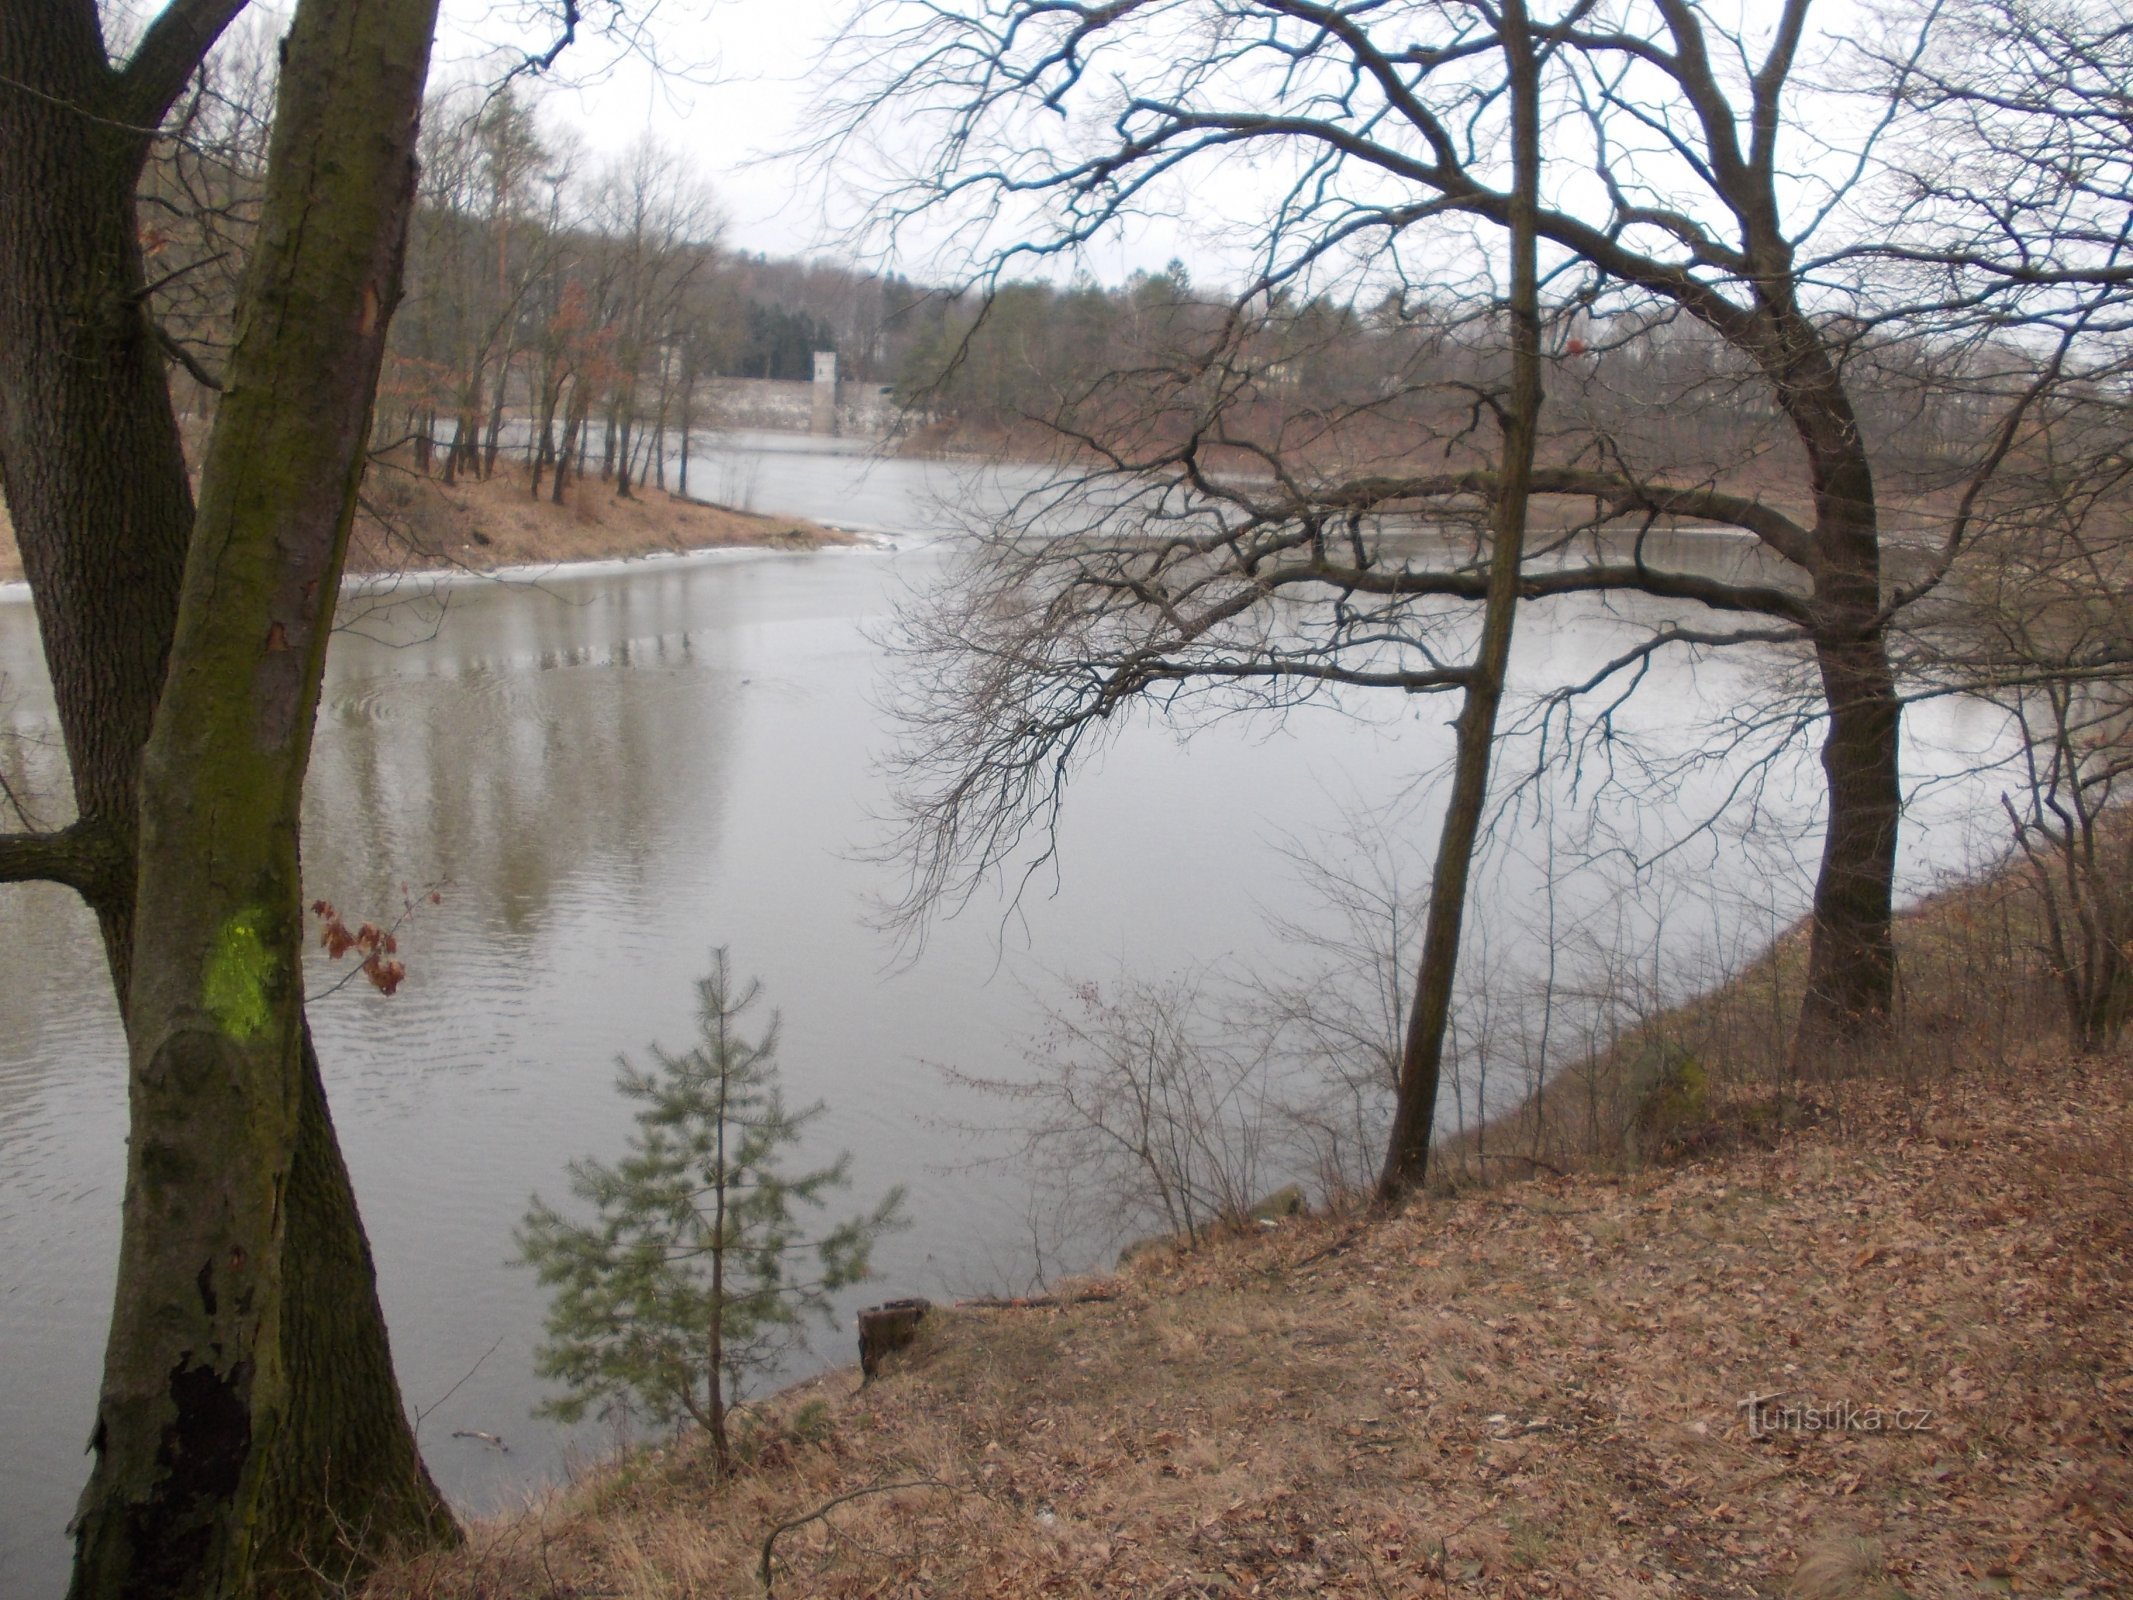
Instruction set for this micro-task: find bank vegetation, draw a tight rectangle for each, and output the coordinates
[360,856,2133,1599]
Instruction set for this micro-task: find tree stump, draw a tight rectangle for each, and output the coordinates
[857,1298,931,1382]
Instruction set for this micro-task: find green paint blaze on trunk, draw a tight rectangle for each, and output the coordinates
[203,910,276,1040]
[66,0,449,1593]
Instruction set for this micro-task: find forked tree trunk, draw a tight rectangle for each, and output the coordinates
[0,9,453,1594]
[63,1,450,1594]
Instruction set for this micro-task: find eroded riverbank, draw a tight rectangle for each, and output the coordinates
[0,461,853,593]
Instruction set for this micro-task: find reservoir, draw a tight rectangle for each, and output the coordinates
[0,436,2012,1593]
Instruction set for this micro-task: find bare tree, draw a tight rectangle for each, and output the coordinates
[1860,0,2133,1048]
[583,138,720,498]
[839,0,1939,1088]
[1375,0,1546,1197]
[945,971,1282,1256]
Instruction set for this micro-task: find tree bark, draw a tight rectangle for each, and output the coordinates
[532,366,559,498]
[677,353,695,497]
[262,1029,461,1587]
[1778,335,1902,1047]
[60,1,449,1594]
[0,7,453,1591]
[0,1,195,985]
[1799,616,1902,1044]
[0,14,453,1588]
[1376,0,1542,1204]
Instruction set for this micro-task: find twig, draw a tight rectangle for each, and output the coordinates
[1479,1197,1599,1215]
[1494,1152,1568,1177]
[150,324,224,392]
[413,1332,504,1436]
[1285,1226,1369,1271]
[758,1477,949,1595]
[953,1287,1121,1310]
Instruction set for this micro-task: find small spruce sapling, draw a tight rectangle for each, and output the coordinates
[517,950,906,1476]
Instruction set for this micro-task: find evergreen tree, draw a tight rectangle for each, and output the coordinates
[518,951,906,1476]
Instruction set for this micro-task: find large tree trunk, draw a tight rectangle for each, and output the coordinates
[1789,369,1902,1050]
[0,10,453,1589]
[263,1030,461,1587]
[0,1,193,955]
[0,3,454,1596]
[1800,607,1902,1048]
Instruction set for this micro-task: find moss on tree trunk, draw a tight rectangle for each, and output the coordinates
[0,5,455,1592]
[64,1,448,1594]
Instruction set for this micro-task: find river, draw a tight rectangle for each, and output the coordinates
[0,434,2014,1593]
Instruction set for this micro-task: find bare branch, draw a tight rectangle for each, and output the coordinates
[0,819,128,904]
[115,0,252,129]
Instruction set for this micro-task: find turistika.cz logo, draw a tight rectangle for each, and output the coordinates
[1737,1391,1936,1439]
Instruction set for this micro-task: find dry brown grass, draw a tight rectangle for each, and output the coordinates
[0,459,849,588]
[350,462,851,576]
[361,1020,2133,1598]
[1442,863,2063,1186]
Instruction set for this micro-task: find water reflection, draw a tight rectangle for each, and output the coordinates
[0,468,2016,1595]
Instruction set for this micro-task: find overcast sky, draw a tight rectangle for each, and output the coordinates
[112,0,1890,289]
[425,0,1253,283]
[432,0,852,256]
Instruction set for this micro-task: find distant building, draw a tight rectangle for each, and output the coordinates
[811,351,837,434]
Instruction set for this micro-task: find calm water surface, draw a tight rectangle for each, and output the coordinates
[0,438,2013,1593]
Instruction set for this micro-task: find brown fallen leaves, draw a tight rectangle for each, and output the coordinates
[364,1034,2131,1600]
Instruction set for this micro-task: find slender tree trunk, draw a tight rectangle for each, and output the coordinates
[555,376,589,504]
[454,360,483,481]
[677,358,694,497]
[482,345,511,479]
[65,2,452,1593]
[1377,1,1542,1204]
[532,366,558,498]
[651,356,671,492]
[707,1019,732,1480]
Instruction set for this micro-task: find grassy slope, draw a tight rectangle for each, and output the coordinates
[366,879,2133,1600]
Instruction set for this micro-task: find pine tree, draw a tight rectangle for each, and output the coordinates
[518,951,907,1476]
